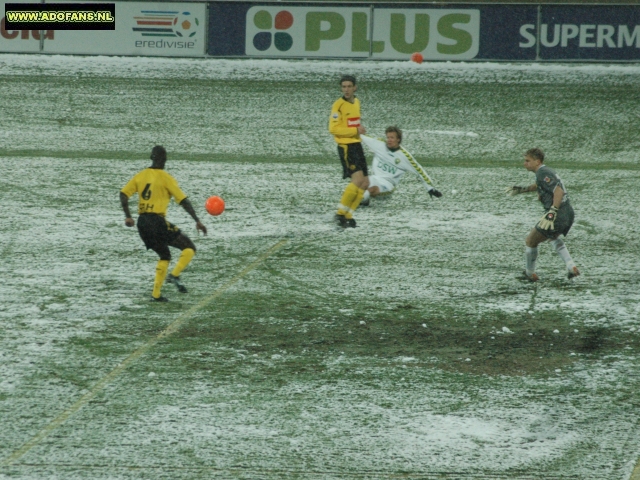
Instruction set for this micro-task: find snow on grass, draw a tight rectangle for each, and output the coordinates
[1,54,639,166]
[2,53,640,84]
[1,54,640,479]
[1,155,639,478]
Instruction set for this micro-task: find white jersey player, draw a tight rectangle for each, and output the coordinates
[360,127,442,205]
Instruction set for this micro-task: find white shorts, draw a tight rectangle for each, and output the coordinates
[367,175,396,195]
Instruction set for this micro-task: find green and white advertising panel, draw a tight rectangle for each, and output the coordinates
[370,9,480,60]
[245,6,371,58]
[243,5,479,60]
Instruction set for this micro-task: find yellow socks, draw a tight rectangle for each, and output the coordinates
[152,249,194,299]
[152,260,170,299]
[348,187,366,214]
[337,183,361,219]
[171,248,195,277]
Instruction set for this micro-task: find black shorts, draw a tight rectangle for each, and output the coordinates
[535,203,575,239]
[137,213,181,253]
[338,142,368,179]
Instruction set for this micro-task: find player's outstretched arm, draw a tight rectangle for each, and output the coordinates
[179,198,207,235]
[404,151,439,197]
[359,134,385,153]
[119,192,135,227]
[505,184,536,195]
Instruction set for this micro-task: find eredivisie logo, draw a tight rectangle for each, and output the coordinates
[133,10,199,38]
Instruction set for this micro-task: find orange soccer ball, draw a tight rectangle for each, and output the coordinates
[205,196,225,216]
[411,52,424,64]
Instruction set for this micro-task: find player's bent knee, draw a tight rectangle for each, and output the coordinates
[173,234,196,252]
[526,229,548,248]
[550,237,564,249]
[525,237,539,248]
[525,231,539,248]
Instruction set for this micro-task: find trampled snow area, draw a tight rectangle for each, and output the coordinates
[1,54,640,479]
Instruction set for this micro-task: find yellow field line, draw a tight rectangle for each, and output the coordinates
[1,239,288,467]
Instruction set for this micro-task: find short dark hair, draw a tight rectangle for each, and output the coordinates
[385,126,402,142]
[150,145,167,165]
[340,75,356,86]
[525,148,544,162]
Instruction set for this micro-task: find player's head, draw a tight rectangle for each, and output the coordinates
[385,126,402,142]
[524,148,544,172]
[385,126,402,149]
[525,148,544,163]
[150,145,167,169]
[340,75,357,101]
[340,75,356,86]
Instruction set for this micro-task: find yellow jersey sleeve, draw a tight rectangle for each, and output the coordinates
[329,97,361,145]
[120,169,187,216]
[164,173,188,205]
[120,176,139,199]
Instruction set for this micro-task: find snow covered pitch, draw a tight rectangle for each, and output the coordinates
[1,54,640,479]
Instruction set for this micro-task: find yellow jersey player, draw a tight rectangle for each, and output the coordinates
[329,75,368,228]
[120,146,207,302]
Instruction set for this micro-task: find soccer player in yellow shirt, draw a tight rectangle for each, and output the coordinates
[120,146,207,302]
[329,75,368,228]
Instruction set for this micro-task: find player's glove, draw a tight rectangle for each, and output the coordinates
[537,206,558,230]
[505,186,528,196]
[428,189,442,199]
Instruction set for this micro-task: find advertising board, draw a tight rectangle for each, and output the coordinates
[1,0,50,53]
[209,3,539,61]
[4,2,638,61]
[531,5,640,60]
[244,6,370,58]
[369,8,480,60]
[44,2,206,55]
[1,1,206,55]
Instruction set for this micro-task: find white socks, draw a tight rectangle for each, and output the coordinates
[551,238,576,271]
[525,246,538,275]
[526,239,577,276]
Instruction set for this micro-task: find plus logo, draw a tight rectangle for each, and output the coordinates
[252,10,293,52]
